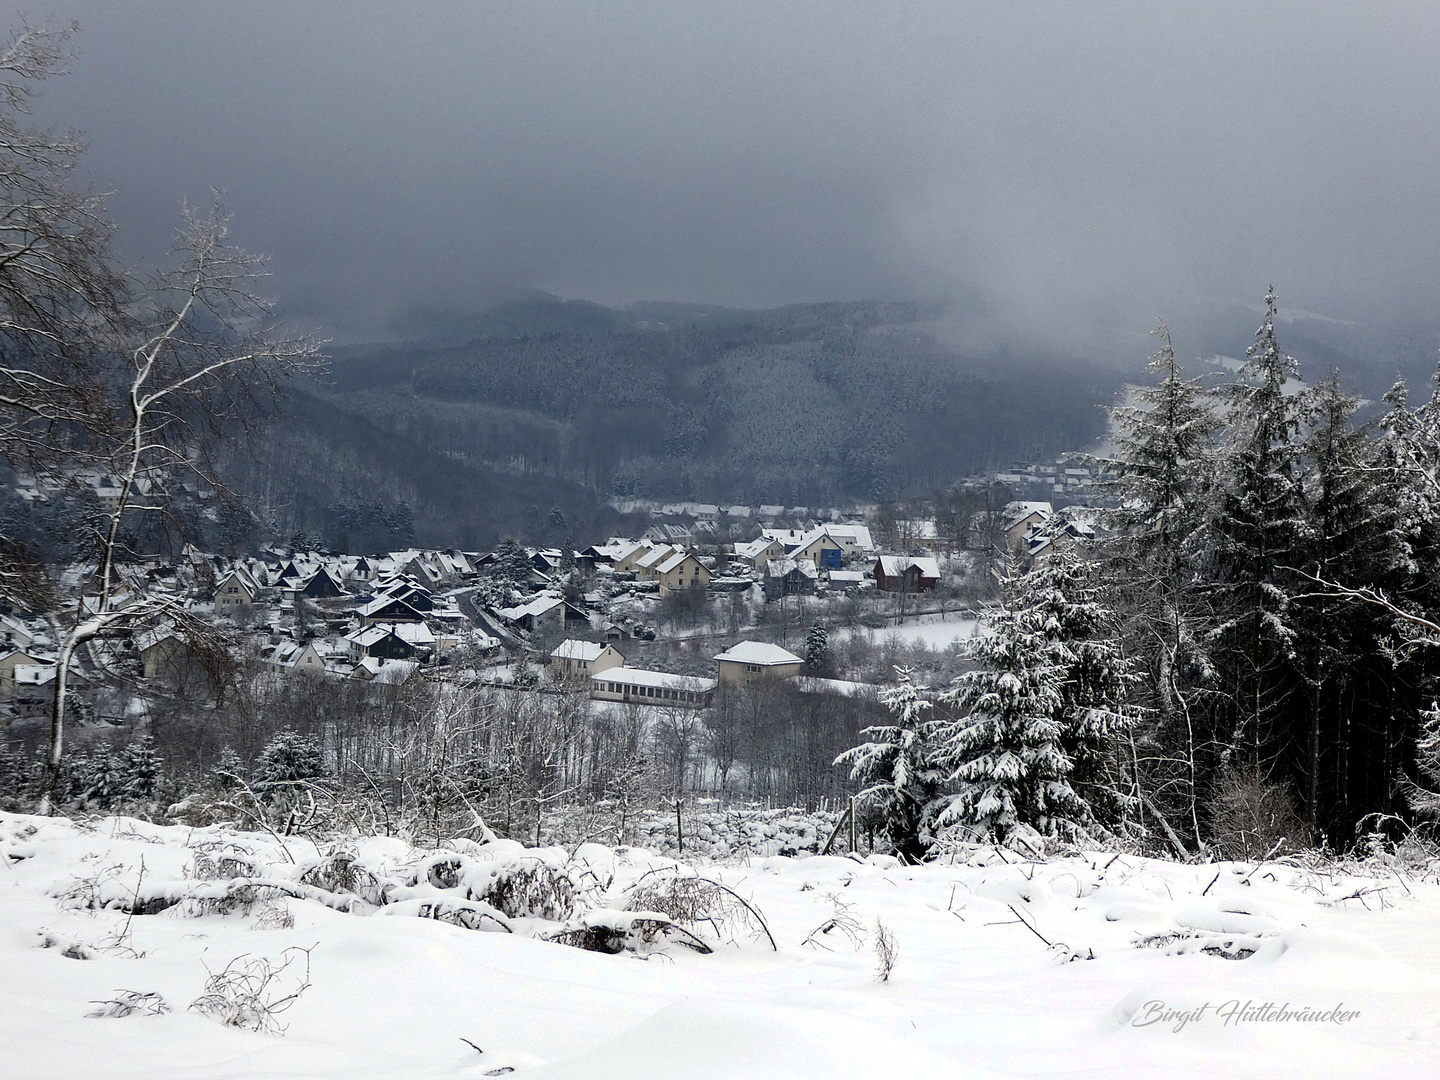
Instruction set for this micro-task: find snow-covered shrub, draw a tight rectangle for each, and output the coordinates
[189,948,312,1034]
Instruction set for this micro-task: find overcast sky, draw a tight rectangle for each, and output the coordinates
[26,2,1440,346]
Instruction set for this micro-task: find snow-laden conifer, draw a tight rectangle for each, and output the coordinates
[931,562,1088,844]
[834,667,943,861]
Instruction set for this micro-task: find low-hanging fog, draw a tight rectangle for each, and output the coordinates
[30,1,1440,357]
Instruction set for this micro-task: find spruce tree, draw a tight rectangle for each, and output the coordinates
[931,562,1088,844]
[1100,324,1221,845]
[1019,550,1142,832]
[835,668,943,861]
[251,730,326,801]
[1293,373,1404,836]
[804,623,831,676]
[120,735,160,801]
[1202,288,1311,776]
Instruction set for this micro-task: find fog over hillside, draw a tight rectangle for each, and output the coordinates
[29,1,1440,360]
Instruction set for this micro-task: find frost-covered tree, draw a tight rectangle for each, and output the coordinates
[835,668,944,861]
[804,623,831,676]
[1020,550,1142,832]
[250,730,326,802]
[119,735,160,801]
[1103,323,1221,572]
[1098,324,1222,845]
[1202,289,1312,775]
[931,563,1089,843]
[210,746,247,791]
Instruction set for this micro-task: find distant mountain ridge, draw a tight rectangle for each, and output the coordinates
[230,291,1429,550]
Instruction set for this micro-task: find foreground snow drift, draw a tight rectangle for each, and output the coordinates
[3,812,1439,1079]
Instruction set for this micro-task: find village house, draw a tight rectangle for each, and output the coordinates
[733,536,786,572]
[213,567,258,613]
[345,623,431,662]
[0,647,42,699]
[298,567,346,599]
[763,558,818,600]
[1003,500,1054,554]
[264,640,327,676]
[611,540,658,575]
[549,639,625,678]
[788,527,846,569]
[589,667,716,708]
[357,593,427,625]
[652,551,712,596]
[713,641,804,687]
[135,623,189,680]
[873,555,941,593]
[496,594,590,637]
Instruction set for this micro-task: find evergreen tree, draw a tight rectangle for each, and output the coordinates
[835,668,943,861]
[1100,323,1222,845]
[1201,288,1312,776]
[1103,323,1221,573]
[931,562,1088,843]
[119,735,160,801]
[1019,550,1142,831]
[1292,373,1406,836]
[77,747,125,807]
[251,730,326,801]
[210,746,247,791]
[804,623,831,676]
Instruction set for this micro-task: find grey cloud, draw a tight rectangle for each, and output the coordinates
[30,1,1440,348]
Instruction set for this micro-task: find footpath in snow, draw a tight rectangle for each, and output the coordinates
[3,812,1439,1079]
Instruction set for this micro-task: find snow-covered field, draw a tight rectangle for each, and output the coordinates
[4,812,1440,1079]
[837,615,982,651]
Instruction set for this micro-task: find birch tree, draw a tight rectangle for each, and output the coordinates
[39,204,320,811]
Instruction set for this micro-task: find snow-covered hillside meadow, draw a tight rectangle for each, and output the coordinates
[3,812,1439,1079]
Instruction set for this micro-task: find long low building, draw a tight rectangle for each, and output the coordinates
[590,666,716,708]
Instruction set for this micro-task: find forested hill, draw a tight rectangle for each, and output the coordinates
[219,293,1431,551]
[306,294,1122,511]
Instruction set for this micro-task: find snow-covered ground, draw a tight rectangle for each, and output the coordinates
[4,812,1440,1079]
[836,614,982,651]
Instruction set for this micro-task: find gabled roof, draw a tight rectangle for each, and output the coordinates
[875,555,941,579]
[216,567,259,594]
[1003,500,1053,530]
[734,537,784,559]
[792,526,843,553]
[358,595,425,620]
[654,551,702,575]
[551,639,608,662]
[497,594,565,620]
[713,641,803,666]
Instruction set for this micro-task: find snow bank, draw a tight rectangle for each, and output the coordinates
[4,813,1440,1079]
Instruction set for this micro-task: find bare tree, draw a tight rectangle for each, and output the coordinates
[0,20,126,599]
[38,204,320,811]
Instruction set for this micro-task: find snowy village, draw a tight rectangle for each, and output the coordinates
[5,6,1440,1080]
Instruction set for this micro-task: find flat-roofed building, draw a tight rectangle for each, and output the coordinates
[590,667,716,708]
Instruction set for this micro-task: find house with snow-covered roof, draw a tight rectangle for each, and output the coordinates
[213,567,259,613]
[651,551,711,596]
[590,667,716,708]
[713,640,804,687]
[1003,501,1053,554]
[550,639,625,678]
[873,556,941,593]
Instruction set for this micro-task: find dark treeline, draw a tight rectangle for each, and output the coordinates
[313,295,1119,510]
[842,297,1440,859]
[1098,300,1440,847]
